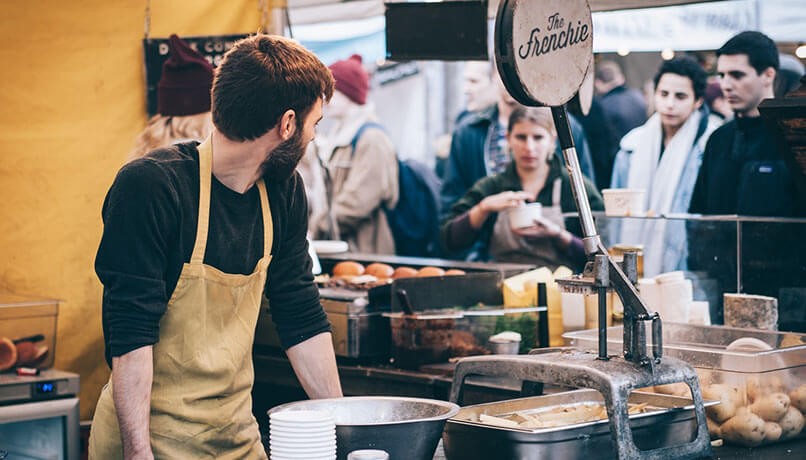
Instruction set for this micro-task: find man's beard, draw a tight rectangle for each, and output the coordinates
[261,125,306,182]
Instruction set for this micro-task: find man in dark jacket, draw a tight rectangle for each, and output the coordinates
[595,60,647,142]
[687,31,805,330]
[571,96,618,190]
[689,31,798,217]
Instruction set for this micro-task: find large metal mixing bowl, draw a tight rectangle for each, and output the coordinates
[268,396,459,460]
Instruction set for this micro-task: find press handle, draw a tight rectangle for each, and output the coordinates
[651,313,663,361]
[394,289,416,316]
[450,354,571,405]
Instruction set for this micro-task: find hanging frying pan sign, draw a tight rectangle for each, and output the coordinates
[495,0,593,107]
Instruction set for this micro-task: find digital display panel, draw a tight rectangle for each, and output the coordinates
[385,1,488,61]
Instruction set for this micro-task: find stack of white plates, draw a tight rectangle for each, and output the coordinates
[269,410,337,460]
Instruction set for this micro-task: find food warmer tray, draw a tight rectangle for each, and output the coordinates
[256,287,391,359]
[442,389,717,460]
[256,271,509,359]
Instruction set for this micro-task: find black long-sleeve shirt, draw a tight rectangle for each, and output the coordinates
[689,116,798,216]
[96,142,330,367]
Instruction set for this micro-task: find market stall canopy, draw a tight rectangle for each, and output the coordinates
[286,0,729,25]
[588,0,726,10]
[289,0,804,64]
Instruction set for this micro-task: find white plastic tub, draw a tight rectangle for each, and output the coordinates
[507,202,543,229]
[602,189,645,216]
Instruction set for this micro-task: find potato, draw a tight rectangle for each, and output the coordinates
[654,382,690,398]
[780,333,805,349]
[720,412,767,447]
[790,384,806,413]
[764,422,782,442]
[749,393,790,421]
[697,369,715,386]
[706,417,721,439]
[779,407,805,440]
[702,384,740,422]
[746,375,785,403]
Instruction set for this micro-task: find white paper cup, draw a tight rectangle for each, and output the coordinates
[689,301,711,325]
[560,292,586,331]
[507,202,543,229]
[602,189,645,216]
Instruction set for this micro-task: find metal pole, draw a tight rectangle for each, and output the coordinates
[550,105,599,249]
[594,255,610,360]
[736,220,742,293]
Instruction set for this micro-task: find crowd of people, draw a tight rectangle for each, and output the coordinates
[131,30,804,275]
[437,30,803,272]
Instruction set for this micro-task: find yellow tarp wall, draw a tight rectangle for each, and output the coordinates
[0,1,262,419]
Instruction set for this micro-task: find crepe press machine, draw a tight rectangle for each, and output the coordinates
[448,1,713,458]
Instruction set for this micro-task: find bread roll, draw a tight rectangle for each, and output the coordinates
[444,269,466,276]
[365,263,394,279]
[15,341,36,366]
[0,337,17,371]
[417,266,445,278]
[332,261,365,278]
[392,267,418,279]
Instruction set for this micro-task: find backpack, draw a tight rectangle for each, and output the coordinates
[350,123,442,257]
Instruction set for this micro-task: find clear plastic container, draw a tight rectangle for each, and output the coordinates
[385,307,542,369]
[0,294,59,369]
[564,323,806,447]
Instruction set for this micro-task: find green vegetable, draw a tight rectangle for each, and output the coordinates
[494,312,538,354]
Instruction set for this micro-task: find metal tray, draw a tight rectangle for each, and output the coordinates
[442,389,717,460]
[563,323,806,372]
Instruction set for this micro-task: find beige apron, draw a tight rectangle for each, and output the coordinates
[489,178,571,269]
[89,137,272,460]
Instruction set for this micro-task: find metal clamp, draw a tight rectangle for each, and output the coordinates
[449,352,712,460]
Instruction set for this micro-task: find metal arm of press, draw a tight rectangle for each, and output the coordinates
[550,106,662,367]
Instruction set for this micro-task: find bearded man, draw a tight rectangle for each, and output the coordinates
[89,34,342,459]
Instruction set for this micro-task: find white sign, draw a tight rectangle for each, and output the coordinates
[504,0,593,106]
[592,0,757,52]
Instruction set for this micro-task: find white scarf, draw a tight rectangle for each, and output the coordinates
[620,110,702,276]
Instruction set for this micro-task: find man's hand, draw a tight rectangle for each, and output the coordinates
[112,347,154,460]
[286,332,342,399]
[511,217,573,248]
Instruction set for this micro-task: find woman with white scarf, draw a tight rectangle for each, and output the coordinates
[610,57,722,276]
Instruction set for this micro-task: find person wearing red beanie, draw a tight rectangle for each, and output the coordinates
[311,54,399,254]
[129,34,215,160]
[328,54,369,105]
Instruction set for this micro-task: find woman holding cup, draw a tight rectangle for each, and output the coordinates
[440,107,603,270]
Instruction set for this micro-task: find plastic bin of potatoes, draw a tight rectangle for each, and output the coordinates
[644,367,804,447]
[565,325,806,447]
[649,367,805,447]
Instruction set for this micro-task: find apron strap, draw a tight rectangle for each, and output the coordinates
[257,180,273,257]
[192,136,274,263]
[191,137,213,265]
[551,177,563,207]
